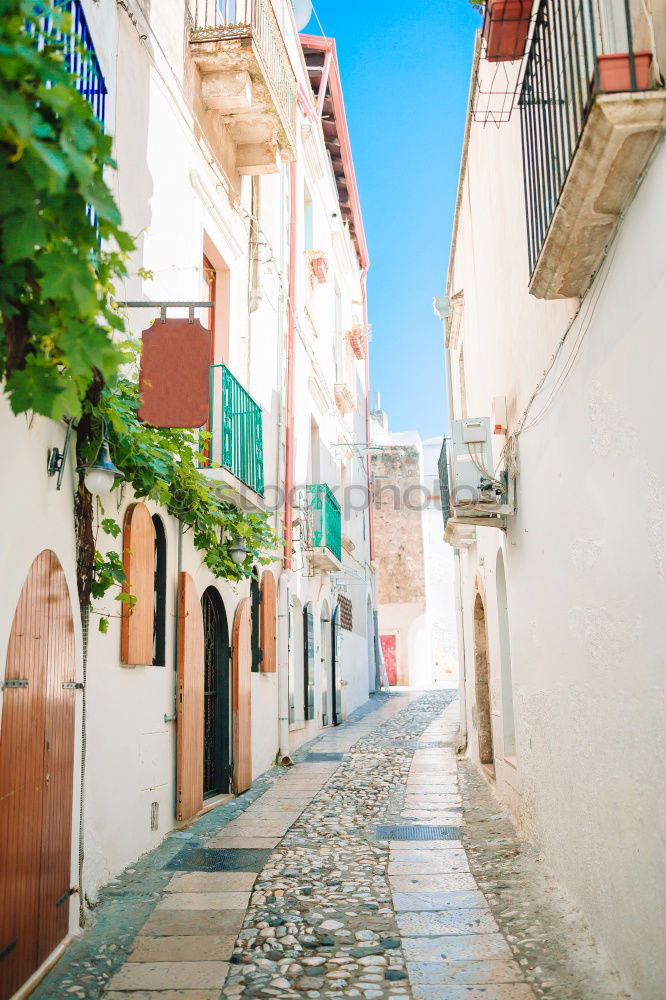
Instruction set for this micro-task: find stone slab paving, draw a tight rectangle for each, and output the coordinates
[30,689,631,1000]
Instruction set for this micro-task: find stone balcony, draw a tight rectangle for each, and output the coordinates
[189,0,297,174]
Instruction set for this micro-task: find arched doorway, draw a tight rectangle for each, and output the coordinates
[320,601,331,725]
[232,599,252,794]
[331,604,343,726]
[303,603,315,720]
[288,596,303,724]
[201,587,231,798]
[473,592,495,776]
[496,551,516,759]
[250,567,261,673]
[0,551,76,1000]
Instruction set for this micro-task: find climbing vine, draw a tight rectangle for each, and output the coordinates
[0,4,278,625]
[85,379,277,598]
[0,0,133,420]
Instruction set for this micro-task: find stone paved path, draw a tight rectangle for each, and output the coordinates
[33,690,628,1000]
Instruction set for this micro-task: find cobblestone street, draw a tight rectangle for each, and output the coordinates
[31,691,627,1000]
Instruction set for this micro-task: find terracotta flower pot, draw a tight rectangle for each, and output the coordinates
[309,252,328,284]
[482,0,531,62]
[597,52,652,92]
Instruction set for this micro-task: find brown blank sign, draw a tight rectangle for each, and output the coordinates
[138,318,211,428]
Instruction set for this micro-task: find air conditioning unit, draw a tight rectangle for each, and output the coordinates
[449,417,514,520]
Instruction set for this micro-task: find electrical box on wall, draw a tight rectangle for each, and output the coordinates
[449,416,514,520]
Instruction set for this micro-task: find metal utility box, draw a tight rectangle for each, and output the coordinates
[450,417,514,516]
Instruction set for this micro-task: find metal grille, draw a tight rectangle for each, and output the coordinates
[375,825,461,841]
[307,484,342,561]
[188,0,296,152]
[437,439,451,530]
[165,847,272,872]
[338,595,353,632]
[208,364,264,496]
[519,0,652,276]
[305,752,345,762]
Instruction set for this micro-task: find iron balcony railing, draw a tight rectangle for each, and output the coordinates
[437,438,452,530]
[189,0,297,151]
[208,365,264,496]
[33,0,107,123]
[307,484,342,562]
[519,0,654,276]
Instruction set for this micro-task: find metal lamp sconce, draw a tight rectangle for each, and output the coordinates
[229,536,250,566]
[48,419,124,496]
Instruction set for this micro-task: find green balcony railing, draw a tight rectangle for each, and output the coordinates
[307,484,342,562]
[208,364,264,496]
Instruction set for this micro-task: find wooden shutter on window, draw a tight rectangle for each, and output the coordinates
[232,598,252,795]
[303,604,315,720]
[176,572,204,821]
[121,503,155,665]
[259,570,277,673]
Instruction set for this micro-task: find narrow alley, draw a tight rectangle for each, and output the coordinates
[30,691,626,1000]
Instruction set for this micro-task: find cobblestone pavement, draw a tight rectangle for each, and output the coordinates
[32,690,629,1000]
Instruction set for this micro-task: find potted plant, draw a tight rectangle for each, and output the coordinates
[597,51,652,92]
[348,325,368,360]
[308,250,328,284]
[482,0,532,62]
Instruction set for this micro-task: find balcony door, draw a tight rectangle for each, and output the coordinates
[202,588,231,798]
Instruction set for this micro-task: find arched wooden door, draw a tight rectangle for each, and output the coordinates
[232,599,252,795]
[0,551,76,1000]
[473,593,495,776]
[331,605,343,726]
[177,573,205,821]
[201,588,231,798]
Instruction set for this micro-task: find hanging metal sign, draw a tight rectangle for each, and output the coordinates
[138,318,212,429]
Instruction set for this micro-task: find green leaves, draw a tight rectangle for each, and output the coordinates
[95,380,278,584]
[0,1,134,419]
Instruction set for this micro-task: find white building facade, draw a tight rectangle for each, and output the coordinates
[0,3,377,995]
[442,2,666,996]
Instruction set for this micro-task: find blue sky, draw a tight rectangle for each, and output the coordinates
[302,0,480,439]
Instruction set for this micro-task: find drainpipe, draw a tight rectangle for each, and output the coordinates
[277,570,292,759]
[361,272,374,563]
[283,160,298,570]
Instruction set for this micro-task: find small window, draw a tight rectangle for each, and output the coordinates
[152,515,167,666]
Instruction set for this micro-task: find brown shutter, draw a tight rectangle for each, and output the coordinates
[232,598,252,795]
[0,551,76,1000]
[176,572,204,821]
[259,570,277,674]
[121,503,155,666]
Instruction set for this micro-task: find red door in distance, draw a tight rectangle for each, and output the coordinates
[380,635,397,686]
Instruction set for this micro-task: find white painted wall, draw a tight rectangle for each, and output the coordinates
[0,0,374,954]
[447,49,666,997]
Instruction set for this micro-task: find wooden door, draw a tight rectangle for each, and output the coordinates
[259,571,277,674]
[0,551,76,1000]
[232,599,252,795]
[331,606,342,726]
[177,573,205,821]
[380,635,397,686]
[121,503,155,666]
[320,606,330,726]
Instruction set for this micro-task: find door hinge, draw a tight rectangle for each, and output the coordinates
[62,681,84,690]
[0,679,28,689]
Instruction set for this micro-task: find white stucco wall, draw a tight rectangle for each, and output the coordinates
[0,0,375,950]
[448,50,666,997]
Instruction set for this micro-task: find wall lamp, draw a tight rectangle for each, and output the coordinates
[76,440,124,497]
[229,537,250,566]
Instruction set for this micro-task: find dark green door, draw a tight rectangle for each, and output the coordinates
[202,588,231,797]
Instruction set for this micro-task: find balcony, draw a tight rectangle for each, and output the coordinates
[520,0,666,299]
[305,484,342,571]
[204,364,265,509]
[188,0,297,174]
